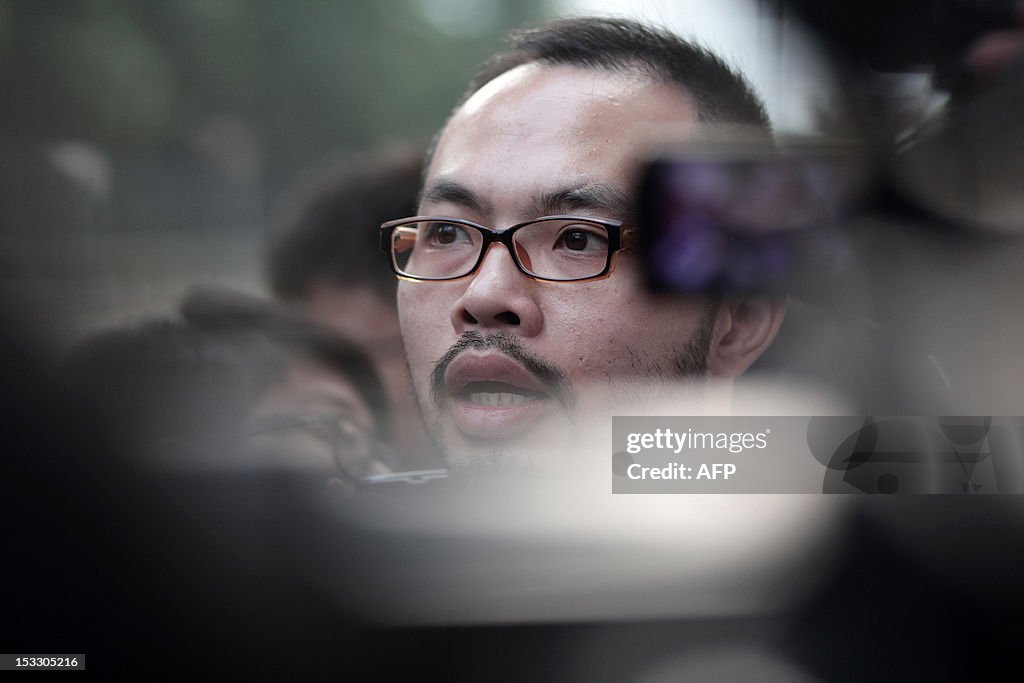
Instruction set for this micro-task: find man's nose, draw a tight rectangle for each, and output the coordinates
[451,242,543,336]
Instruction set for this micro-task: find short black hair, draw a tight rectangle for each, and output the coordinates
[60,319,285,456]
[266,145,424,300]
[180,287,393,446]
[61,289,394,459]
[465,17,770,128]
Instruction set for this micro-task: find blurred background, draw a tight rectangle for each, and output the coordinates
[0,0,832,350]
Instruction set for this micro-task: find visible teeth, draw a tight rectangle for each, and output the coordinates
[469,392,527,406]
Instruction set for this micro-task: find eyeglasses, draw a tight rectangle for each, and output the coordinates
[380,215,628,282]
[245,412,392,482]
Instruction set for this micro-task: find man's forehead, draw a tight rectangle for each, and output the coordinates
[457,62,648,117]
[443,63,694,146]
[424,63,697,220]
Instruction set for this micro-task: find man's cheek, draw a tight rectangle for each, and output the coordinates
[398,296,434,348]
[542,302,610,354]
[402,339,434,391]
[399,284,458,328]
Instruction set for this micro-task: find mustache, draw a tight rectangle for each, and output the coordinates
[430,332,575,408]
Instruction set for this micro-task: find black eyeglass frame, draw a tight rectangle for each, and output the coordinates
[380,215,628,283]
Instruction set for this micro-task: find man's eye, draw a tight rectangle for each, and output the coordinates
[425,222,471,246]
[556,227,607,252]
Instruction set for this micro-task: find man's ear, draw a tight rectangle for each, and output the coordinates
[706,296,786,378]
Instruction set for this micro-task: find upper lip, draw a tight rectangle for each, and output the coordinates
[444,353,550,399]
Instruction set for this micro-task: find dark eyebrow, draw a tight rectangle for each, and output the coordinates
[419,178,634,223]
[532,182,633,221]
[419,177,491,215]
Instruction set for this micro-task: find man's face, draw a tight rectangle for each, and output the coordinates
[247,357,389,480]
[398,63,714,466]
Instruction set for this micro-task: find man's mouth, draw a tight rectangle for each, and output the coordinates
[443,354,556,439]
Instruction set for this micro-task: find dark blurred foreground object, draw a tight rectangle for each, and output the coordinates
[640,0,1024,295]
[781,0,1022,88]
[783,0,1024,233]
[3,290,1023,678]
[639,0,1024,413]
[639,0,1024,295]
[778,0,1024,413]
[5,320,1024,679]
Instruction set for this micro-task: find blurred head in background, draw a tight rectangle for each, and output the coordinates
[393,17,786,468]
[266,145,441,467]
[62,289,394,489]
